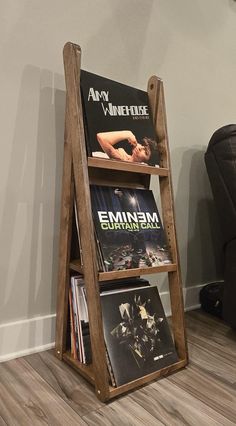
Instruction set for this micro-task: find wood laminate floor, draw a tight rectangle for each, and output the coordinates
[0,309,236,425]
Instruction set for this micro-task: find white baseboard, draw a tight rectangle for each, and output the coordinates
[0,314,56,362]
[0,284,205,362]
[160,283,204,317]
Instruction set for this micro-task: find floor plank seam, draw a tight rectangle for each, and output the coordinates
[24,355,105,419]
[0,414,8,426]
[20,357,87,423]
[187,356,235,378]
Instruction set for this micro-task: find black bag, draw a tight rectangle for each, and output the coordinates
[205,125,236,328]
[199,282,224,318]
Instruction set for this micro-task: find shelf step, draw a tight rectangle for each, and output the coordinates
[70,259,177,280]
[70,259,83,274]
[98,263,177,281]
[109,358,187,399]
[63,350,187,401]
[88,157,169,176]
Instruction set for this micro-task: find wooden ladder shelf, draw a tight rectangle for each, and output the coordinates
[55,42,188,402]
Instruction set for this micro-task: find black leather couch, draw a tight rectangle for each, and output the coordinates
[205,124,236,328]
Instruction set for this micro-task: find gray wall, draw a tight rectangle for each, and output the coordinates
[1,0,235,356]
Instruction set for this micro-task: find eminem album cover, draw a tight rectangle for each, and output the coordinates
[80,70,159,166]
[90,185,171,272]
[101,286,178,386]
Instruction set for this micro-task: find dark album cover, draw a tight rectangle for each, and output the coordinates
[101,286,178,386]
[90,185,171,271]
[80,70,159,166]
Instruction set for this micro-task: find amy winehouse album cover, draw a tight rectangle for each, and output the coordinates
[90,185,171,272]
[80,70,159,166]
[101,285,178,386]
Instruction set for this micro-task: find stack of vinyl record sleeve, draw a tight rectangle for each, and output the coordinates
[69,276,178,387]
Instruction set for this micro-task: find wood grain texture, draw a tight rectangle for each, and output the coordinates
[1,310,236,425]
[0,358,86,425]
[69,261,177,279]
[131,379,234,426]
[63,42,109,400]
[185,310,236,387]
[148,76,188,362]
[186,309,236,353]
[55,102,74,359]
[168,364,236,423]
[188,339,236,385]
[167,309,236,424]
[98,263,177,281]
[88,157,169,176]
[24,350,102,416]
[82,396,163,426]
[109,358,187,399]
